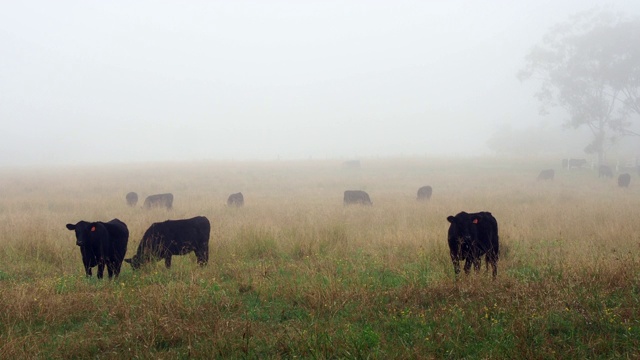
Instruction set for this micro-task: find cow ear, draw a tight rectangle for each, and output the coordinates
[447,216,455,223]
[66,224,75,230]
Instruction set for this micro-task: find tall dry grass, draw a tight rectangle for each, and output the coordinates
[0,157,639,358]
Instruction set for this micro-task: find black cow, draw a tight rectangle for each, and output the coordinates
[537,169,554,180]
[227,192,244,207]
[343,190,372,205]
[143,193,173,209]
[417,185,433,200]
[618,173,631,188]
[446,211,499,279]
[66,219,129,279]
[126,192,138,206]
[125,216,210,269]
[598,165,613,178]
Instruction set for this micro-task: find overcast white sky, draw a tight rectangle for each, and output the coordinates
[1,0,639,166]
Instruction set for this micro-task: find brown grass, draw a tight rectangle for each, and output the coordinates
[0,157,639,358]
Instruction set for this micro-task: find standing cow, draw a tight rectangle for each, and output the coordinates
[227,192,244,207]
[66,219,129,279]
[618,173,631,188]
[143,193,173,209]
[126,192,138,206]
[343,190,372,205]
[125,216,210,269]
[537,169,555,180]
[446,211,499,279]
[417,185,433,200]
[598,165,613,178]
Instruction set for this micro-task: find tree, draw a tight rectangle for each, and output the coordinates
[518,9,640,164]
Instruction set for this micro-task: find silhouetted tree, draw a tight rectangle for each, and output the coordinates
[519,9,640,164]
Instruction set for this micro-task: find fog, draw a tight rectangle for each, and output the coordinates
[1,1,639,166]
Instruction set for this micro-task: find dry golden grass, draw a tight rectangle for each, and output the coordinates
[0,157,639,358]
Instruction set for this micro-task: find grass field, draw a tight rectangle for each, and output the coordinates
[0,157,639,359]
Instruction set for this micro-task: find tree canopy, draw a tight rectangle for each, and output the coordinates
[519,9,640,163]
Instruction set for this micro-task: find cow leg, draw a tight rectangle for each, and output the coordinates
[85,266,92,277]
[165,256,172,268]
[473,258,481,273]
[106,263,114,279]
[196,247,209,267]
[97,263,105,279]
[463,259,472,274]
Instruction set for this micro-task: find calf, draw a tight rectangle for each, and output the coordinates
[125,216,210,269]
[66,219,129,279]
[446,211,499,279]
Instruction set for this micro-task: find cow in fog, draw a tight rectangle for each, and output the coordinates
[343,190,372,205]
[125,216,210,269]
[126,192,138,206]
[66,219,129,279]
[417,185,433,200]
[598,165,613,178]
[143,193,173,209]
[446,211,499,279]
[563,158,588,170]
[537,169,554,181]
[227,192,244,207]
[618,173,631,188]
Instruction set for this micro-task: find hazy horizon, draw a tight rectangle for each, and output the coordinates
[2,1,639,166]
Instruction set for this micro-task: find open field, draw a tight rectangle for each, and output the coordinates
[1,157,639,359]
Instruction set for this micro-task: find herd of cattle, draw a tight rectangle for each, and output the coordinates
[66,183,501,281]
[65,158,640,281]
[537,163,635,187]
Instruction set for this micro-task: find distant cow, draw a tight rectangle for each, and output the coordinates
[125,216,210,269]
[563,158,588,170]
[417,185,433,200]
[126,192,138,206]
[618,173,631,188]
[537,169,554,180]
[598,165,613,178]
[343,190,372,205]
[66,219,129,279]
[446,211,499,279]
[227,192,244,207]
[143,193,173,209]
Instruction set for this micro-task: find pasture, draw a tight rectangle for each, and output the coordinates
[0,157,639,358]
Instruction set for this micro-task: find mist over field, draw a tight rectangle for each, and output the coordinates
[1,1,640,166]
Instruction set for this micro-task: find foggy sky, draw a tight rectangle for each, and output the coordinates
[1,1,639,166]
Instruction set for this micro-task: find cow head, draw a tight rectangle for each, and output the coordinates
[447,212,482,249]
[124,255,142,270]
[66,221,104,247]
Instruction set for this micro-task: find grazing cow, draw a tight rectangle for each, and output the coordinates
[598,165,613,178]
[227,192,244,207]
[143,193,173,209]
[125,216,210,269]
[417,185,433,200]
[66,219,129,279]
[126,192,138,206]
[537,169,555,180]
[343,190,372,205]
[446,211,499,279]
[618,173,631,188]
